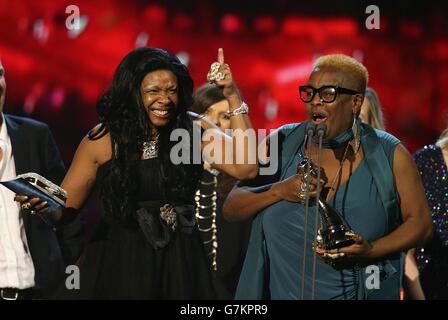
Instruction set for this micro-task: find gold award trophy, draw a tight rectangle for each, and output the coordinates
[297,159,355,250]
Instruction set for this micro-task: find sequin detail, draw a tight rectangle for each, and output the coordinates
[414,144,448,270]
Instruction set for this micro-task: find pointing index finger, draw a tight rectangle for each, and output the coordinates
[217,48,224,65]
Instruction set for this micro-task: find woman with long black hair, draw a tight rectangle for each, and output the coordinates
[17,47,257,299]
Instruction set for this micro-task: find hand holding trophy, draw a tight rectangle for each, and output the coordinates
[2,172,67,215]
[297,158,356,251]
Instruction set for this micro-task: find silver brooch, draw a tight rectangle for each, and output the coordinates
[160,204,177,231]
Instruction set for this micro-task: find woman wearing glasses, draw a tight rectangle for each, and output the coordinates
[223,54,432,299]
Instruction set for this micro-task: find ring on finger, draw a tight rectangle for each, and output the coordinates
[328,252,345,259]
[210,62,221,71]
[300,182,308,192]
[297,191,307,200]
[207,62,222,83]
[301,173,311,182]
[21,202,31,210]
[207,73,216,83]
[214,72,225,81]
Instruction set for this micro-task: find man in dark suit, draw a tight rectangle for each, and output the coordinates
[0,60,83,300]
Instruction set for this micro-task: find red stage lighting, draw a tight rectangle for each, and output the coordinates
[143,4,167,26]
[399,21,423,38]
[174,13,194,30]
[282,17,357,39]
[253,16,276,33]
[221,13,244,33]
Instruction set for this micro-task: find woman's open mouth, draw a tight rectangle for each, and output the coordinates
[312,112,328,125]
[150,109,171,119]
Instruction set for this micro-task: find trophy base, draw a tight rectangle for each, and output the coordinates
[321,227,356,250]
[324,237,355,250]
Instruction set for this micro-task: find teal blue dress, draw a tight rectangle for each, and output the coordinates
[235,121,403,300]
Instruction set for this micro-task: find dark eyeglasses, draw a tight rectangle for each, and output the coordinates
[298,85,360,103]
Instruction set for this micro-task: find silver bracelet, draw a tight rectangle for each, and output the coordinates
[227,101,249,117]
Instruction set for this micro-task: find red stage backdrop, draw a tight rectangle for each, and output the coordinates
[0,0,447,163]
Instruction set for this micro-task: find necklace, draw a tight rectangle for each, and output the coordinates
[195,167,219,271]
[142,134,159,159]
[327,142,352,194]
[305,139,353,200]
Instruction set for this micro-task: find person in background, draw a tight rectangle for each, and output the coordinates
[412,128,448,299]
[191,83,251,298]
[0,58,83,300]
[360,87,426,300]
[359,87,385,131]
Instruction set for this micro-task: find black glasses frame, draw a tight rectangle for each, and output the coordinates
[298,85,360,103]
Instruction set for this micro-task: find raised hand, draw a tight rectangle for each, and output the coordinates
[207,48,240,100]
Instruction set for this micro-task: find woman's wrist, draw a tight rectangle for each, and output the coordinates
[52,207,79,227]
[362,240,376,261]
[227,102,249,118]
[270,182,282,202]
[226,93,242,110]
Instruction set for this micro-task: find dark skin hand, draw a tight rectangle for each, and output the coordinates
[15,195,50,214]
[313,234,373,267]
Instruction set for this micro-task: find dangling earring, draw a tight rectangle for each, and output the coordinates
[352,115,361,154]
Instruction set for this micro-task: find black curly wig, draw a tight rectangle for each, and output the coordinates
[89,47,202,223]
